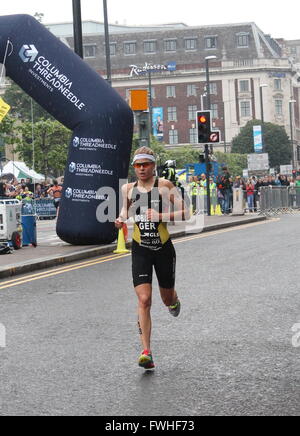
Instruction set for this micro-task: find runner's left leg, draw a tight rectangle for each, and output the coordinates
[135,283,152,351]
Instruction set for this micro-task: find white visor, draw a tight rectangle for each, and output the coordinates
[132,154,156,164]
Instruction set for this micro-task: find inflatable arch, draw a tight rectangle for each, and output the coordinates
[0,15,133,245]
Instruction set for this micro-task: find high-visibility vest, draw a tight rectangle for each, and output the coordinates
[199,180,207,195]
[210,183,217,198]
[189,182,198,196]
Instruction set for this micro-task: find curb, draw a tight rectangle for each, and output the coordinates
[0,216,266,280]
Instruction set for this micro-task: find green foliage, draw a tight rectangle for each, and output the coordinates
[3,82,52,121]
[215,152,248,177]
[15,119,71,178]
[231,119,292,168]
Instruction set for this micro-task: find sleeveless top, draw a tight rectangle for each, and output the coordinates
[131,178,170,251]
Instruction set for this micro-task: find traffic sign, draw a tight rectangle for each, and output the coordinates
[209,131,221,143]
[247,153,269,171]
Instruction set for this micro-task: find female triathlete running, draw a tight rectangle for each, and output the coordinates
[115,147,188,370]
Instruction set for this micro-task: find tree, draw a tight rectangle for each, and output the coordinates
[0,114,21,160]
[215,152,248,177]
[231,119,292,168]
[15,119,71,179]
[3,82,52,122]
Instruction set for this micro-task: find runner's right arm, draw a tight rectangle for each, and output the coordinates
[115,183,132,229]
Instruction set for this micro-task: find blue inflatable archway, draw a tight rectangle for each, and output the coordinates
[0,15,133,245]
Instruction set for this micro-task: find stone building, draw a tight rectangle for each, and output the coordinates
[11,21,300,165]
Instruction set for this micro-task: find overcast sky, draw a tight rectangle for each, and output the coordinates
[0,0,299,40]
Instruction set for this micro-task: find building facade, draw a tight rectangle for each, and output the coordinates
[15,21,300,164]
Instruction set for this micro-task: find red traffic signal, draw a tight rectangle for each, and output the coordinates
[199,115,207,124]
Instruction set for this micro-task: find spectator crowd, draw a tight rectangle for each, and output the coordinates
[0,177,63,208]
[188,169,300,215]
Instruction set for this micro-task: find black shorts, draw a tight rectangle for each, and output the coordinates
[132,239,176,289]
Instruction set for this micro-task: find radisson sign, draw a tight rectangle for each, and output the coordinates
[129,62,177,77]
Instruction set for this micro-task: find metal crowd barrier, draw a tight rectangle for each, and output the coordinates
[259,186,300,216]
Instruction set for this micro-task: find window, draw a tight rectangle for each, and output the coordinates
[274,79,282,91]
[84,45,96,58]
[166,85,176,98]
[189,128,198,144]
[275,99,283,116]
[144,40,157,54]
[237,33,249,47]
[187,84,197,97]
[164,39,177,52]
[188,105,198,121]
[124,42,136,55]
[109,43,116,56]
[169,129,179,145]
[211,104,218,119]
[205,36,217,49]
[209,83,217,95]
[168,107,177,122]
[185,38,197,51]
[240,80,250,92]
[240,101,251,117]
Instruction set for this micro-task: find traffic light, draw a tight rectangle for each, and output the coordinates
[199,153,205,163]
[197,111,221,144]
[197,111,211,144]
[138,111,150,143]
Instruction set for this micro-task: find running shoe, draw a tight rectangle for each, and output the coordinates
[138,350,155,370]
[169,299,181,318]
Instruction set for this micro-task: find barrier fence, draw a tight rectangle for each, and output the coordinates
[259,186,300,216]
[189,186,300,217]
[22,199,57,219]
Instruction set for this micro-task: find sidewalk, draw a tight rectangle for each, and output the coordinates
[0,214,266,279]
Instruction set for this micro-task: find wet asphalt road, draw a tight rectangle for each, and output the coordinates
[0,215,299,416]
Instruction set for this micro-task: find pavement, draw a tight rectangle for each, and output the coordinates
[0,213,266,279]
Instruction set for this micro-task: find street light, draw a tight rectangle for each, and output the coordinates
[289,99,297,168]
[205,56,217,111]
[259,84,268,124]
[103,0,112,85]
[204,55,217,217]
[259,84,268,153]
[72,0,83,58]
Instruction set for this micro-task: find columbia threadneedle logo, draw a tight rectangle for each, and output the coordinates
[19,44,38,63]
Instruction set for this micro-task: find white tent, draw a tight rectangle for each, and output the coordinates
[0,161,45,181]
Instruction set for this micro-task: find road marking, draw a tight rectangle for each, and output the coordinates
[0,218,277,290]
[173,219,278,244]
[0,253,130,289]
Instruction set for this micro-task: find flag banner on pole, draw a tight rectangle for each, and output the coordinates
[0,98,11,122]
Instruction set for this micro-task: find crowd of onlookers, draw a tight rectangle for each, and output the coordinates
[2,171,300,216]
[0,177,63,208]
[188,169,300,215]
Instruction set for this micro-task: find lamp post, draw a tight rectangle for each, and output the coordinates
[205,56,217,111]
[72,0,83,58]
[103,0,112,85]
[259,84,268,152]
[259,84,268,124]
[289,99,297,168]
[148,70,153,146]
[204,56,217,216]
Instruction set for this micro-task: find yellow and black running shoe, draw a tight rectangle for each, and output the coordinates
[138,350,155,370]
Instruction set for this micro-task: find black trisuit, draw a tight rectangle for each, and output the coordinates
[130,178,176,289]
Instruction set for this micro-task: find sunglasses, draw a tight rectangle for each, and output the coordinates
[133,162,154,169]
